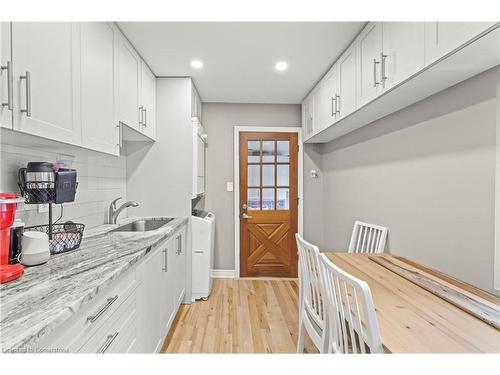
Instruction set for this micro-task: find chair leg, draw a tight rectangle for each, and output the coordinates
[296,317,305,353]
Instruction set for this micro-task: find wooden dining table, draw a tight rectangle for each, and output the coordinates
[324,252,500,353]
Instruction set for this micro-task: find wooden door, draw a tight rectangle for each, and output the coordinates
[12,22,81,145]
[382,22,425,90]
[240,132,298,277]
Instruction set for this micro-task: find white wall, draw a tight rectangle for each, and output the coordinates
[0,131,127,229]
[319,66,500,293]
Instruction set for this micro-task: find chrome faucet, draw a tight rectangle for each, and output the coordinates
[108,197,139,224]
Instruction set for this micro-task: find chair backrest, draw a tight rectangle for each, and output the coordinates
[348,221,388,254]
[295,234,326,332]
[318,253,383,354]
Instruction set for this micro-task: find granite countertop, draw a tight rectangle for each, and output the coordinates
[0,216,188,351]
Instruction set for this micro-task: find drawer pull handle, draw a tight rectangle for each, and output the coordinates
[87,295,118,324]
[98,331,119,354]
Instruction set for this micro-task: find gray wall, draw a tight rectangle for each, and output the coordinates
[318,66,500,293]
[202,103,301,270]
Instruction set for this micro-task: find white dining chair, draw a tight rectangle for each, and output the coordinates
[295,234,328,353]
[348,221,388,254]
[318,253,383,354]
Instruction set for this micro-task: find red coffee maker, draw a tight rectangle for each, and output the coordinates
[0,193,25,283]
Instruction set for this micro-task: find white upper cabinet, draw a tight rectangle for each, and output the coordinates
[382,22,425,90]
[322,67,338,127]
[302,94,314,140]
[312,84,326,133]
[140,61,156,140]
[118,33,141,132]
[11,23,81,145]
[356,22,383,107]
[336,43,357,120]
[191,84,202,120]
[425,22,497,64]
[80,22,119,155]
[1,23,13,129]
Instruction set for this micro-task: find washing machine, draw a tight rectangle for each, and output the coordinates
[191,210,215,300]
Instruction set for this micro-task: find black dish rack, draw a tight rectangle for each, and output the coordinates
[24,223,85,254]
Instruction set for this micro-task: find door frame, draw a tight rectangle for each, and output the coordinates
[233,126,303,278]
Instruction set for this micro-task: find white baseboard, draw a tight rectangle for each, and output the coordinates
[211,269,235,278]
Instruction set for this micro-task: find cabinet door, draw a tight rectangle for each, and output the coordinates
[302,95,313,139]
[337,44,357,119]
[191,85,201,119]
[174,230,186,307]
[140,61,156,139]
[312,85,325,134]
[322,67,338,127]
[196,135,205,194]
[382,22,425,90]
[425,22,497,64]
[138,247,163,353]
[161,238,176,337]
[356,22,383,107]
[11,23,81,145]
[80,22,119,155]
[1,23,13,129]
[118,34,141,131]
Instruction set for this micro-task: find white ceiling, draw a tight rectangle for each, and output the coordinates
[118,22,365,104]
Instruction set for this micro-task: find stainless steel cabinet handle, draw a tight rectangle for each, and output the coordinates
[336,94,341,114]
[162,248,167,271]
[381,52,388,83]
[241,213,253,219]
[20,71,31,116]
[98,331,119,354]
[331,97,335,117]
[1,61,13,110]
[143,107,147,127]
[87,295,118,323]
[373,59,380,87]
[176,234,182,254]
[138,106,144,126]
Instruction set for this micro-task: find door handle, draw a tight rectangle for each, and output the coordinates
[331,96,335,117]
[98,332,119,354]
[143,107,147,127]
[335,94,341,114]
[1,61,13,110]
[20,71,31,116]
[241,213,253,219]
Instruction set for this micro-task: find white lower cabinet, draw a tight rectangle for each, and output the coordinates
[37,224,188,353]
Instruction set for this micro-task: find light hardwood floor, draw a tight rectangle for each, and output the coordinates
[161,278,317,353]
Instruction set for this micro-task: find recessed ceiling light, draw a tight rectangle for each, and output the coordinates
[275,61,288,72]
[191,60,203,69]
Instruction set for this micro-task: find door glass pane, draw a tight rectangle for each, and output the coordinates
[247,188,260,210]
[262,141,275,163]
[262,188,275,210]
[262,165,275,186]
[277,141,290,162]
[248,141,260,163]
[277,164,289,186]
[247,165,260,186]
[277,188,289,210]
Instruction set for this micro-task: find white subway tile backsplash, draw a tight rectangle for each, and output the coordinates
[0,137,127,229]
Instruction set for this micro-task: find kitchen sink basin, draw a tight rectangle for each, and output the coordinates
[110,218,173,233]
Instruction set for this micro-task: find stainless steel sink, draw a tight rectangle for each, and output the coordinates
[110,218,173,233]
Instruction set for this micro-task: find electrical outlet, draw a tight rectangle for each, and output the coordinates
[38,204,49,213]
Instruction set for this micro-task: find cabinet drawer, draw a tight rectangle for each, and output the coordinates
[38,268,138,352]
[78,291,138,353]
